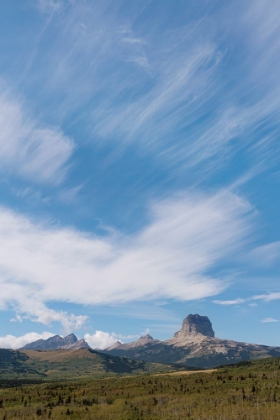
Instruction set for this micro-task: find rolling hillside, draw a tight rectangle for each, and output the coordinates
[0,348,184,381]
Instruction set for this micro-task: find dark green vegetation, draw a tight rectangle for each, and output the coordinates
[0,348,183,380]
[1,358,280,419]
[0,350,40,379]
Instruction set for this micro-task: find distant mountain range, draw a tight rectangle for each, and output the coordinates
[14,314,280,369]
[103,314,280,368]
[20,333,90,351]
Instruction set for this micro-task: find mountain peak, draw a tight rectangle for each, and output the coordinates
[20,333,83,351]
[136,334,155,343]
[64,334,78,344]
[141,334,154,340]
[174,314,215,338]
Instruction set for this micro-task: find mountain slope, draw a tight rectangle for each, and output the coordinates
[0,349,41,379]
[0,348,183,380]
[103,314,280,368]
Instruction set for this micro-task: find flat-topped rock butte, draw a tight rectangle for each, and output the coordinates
[178,314,215,337]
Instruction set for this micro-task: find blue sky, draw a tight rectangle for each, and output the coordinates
[0,0,279,350]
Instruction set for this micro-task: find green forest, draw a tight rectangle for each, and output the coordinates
[1,357,280,419]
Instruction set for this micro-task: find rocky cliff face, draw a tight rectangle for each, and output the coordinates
[103,314,280,368]
[168,314,215,347]
[20,334,90,351]
[175,314,215,338]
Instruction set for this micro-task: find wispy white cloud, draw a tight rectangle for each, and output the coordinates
[58,185,83,203]
[242,0,280,88]
[248,242,280,268]
[0,331,54,349]
[261,317,279,323]
[0,189,253,326]
[12,2,227,177]
[252,292,280,302]
[213,290,280,306]
[20,0,279,181]
[0,88,74,184]
[13,187,51,206]
[212,298,245,306]
[36,0,62,15]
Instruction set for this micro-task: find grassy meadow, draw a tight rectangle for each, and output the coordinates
[1,357,280,419]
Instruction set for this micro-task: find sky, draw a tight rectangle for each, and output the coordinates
[0,0,279,350]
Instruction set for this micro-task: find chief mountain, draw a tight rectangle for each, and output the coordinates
[103,314,280,368]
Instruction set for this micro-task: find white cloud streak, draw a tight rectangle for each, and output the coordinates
[212,298,245,306]
[0,190,253,326]
[252,292,280,302]
[20,0,279,180]
[213,290,280,306]
[0,88,74,184]
[248,242,280,268]
[261,318,278,323]
[37,0,62,14]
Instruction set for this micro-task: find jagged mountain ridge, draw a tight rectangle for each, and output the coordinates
[103,314,280,368]
[20,333,90,351]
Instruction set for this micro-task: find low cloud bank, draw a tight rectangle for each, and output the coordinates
[0,332,54,349]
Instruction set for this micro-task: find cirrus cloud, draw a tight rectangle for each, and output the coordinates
[0,87,74,185]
